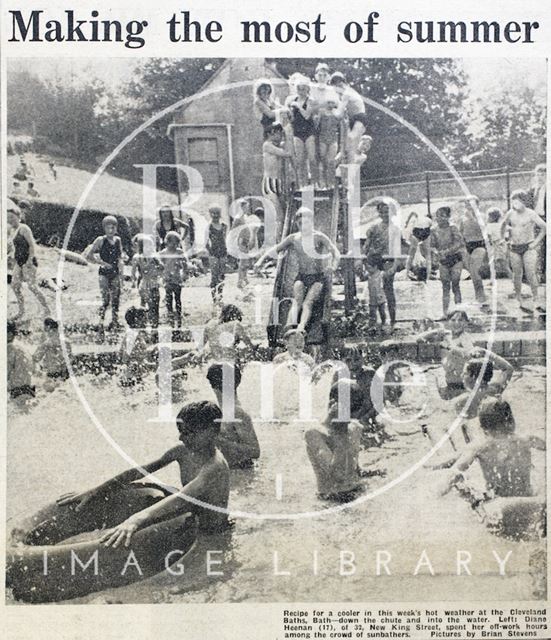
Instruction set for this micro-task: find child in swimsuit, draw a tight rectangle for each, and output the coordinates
[273,328,315,369]
[203,304,256,365]
[131,234,164,329]
[206,363,260,468]
[206,207,228,304]
[7,321,35,403]
[317,98,342,188]
[254,207,340,334]
[500,189,546,313]
[7,203,51,320]
[363,200,404,330]
[405,210,432,281]
[417,309,475,399]
[50,401,231,546]
[119,306,150,387]
[486,207,512,278]
[285,75,316,188]
[305,380,363,502]
[155,205,188,251]
[262,123,294,242]
[430,206,465,317]
[329,71,370,164]
[85,215,125,330]
[454,353,514,422]
[437,398,546,540]
[33,318,72,392]
[254,79,284,139]
[158,231,187,328]
[458,195,488,305]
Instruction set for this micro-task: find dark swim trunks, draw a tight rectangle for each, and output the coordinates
[299,272,327,290]
[349,112,369,129]
[366,253,384,271]
[510,243,531,256]
[47,370,70,381]
[465,240,486,254]
[319,487,362,503]
[10,385,36,399]
[439,253,463,268]
[412,227,431,242]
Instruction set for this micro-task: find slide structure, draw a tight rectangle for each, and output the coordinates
[266,187,341,351]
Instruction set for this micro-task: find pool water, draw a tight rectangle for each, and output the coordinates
[6,362,546,604]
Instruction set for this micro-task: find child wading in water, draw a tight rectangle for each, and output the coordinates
[501,189,546,314]
[273,328,315,369]
[85,215,125,330]
[206,207,228,304]
[159,230,187,328]
[417,310,475,400]
[7,321,35,403]
[486,207,512,278]
[33,318,73,392]
[305,380,363,502]
[7,202,50,319]
[430,206,465,318]
[206,363,260,469]
[119,306,150,387]
[363,200,404,331]
[131,234,164,329]
[458,196,488,306]
[436,398,546,540]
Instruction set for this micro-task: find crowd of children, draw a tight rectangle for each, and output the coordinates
[361,183,547,333]
[6,71,547,564]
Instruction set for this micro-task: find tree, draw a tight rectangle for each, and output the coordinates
[7,70,109,163]
[467,86,546,171]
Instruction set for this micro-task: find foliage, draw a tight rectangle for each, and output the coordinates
[466,86,546,170]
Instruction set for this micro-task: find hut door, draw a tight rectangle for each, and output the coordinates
[178,125,231,197]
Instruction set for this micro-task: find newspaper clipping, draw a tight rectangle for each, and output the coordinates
[1,1,550,638]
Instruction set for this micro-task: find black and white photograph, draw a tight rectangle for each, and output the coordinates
[3,51,548,619]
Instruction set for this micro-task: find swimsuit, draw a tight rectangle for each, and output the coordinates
[208,224,227,258]
[290,99,315,142]
[13,229,30,267]
[412,227,431,242]
[299,272,327,290]
[10,385,36,399]
[319,486,362,502]
[318,114,340,146]
[465,239,486,254]
[260,112,275,139]
[439,253,463,268]
[262,176,283,197]
[47,370,70,380]
[156,218,185,249]
[98,236,122,279]
[510,243,531,256]
[349,112,369,129]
